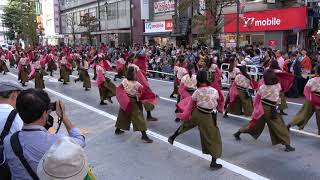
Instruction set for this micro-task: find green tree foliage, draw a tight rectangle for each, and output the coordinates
[3,0,38,45]
[79,13,98,46]
[178,0,236,44]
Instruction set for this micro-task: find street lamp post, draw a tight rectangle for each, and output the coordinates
[236,0,240,49]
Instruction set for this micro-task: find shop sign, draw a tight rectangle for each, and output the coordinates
[141,0,150,19]
[224,6,307,33]
[145,20,173,33]
[53,0,60,33]
[268,40,278,47]
[154,0,175,14]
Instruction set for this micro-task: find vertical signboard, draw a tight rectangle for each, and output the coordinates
[153,0,175,14]
[53,0,60,34]
[141,0,150,20]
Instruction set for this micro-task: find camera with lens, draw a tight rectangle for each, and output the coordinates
[48,101,57,112]
[45,101,57,130]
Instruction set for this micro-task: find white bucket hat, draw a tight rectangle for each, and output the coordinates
[37,137,88,180]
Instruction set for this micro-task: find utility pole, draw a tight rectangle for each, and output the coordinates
[236,0,240,49]
[97,0,102,46]
[129,0,133,46]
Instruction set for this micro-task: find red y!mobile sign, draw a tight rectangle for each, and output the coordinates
[224,6,307,33]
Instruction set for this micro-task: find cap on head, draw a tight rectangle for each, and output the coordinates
[0,80,23,93]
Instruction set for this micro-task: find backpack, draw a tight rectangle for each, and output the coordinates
[0,109,17,180]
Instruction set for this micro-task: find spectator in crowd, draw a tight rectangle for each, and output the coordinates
[242,50,253,65]
[315,52,320,67]
[37,137,94,180]
[283,53,291,72]
[276,50,285,70]
[287,52,302,98]
[4,89,85,180]
[300,49,312,96]
[0,80,23,135]
[0,80,23,180]
[251,49,261,66]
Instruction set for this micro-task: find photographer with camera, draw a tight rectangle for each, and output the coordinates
[3,89,85,180]
[0,80,24,179]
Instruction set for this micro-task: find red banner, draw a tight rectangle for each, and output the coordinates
[165,19,173,31]
[224,6,307,33]
[268,40,278,47]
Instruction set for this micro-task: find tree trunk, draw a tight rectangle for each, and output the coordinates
[208,0,217,47]
[72,33,76,47]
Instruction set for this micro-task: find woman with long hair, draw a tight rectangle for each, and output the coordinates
[223,57,240,116]
[96,59,116,105]
[32,57,45,90]
[224,65,253,117]
[179,63,197,98]
[234,70,295,152]
[0,53,9,75]
[169,56,184,98]
[269,60,289,115]
[287,65,320,135]
[168,70,223,170]
[175,63,197,122]
[115,66,153,143]
[114,53,126,81]
[80,58,91,91]
[47,50,57,76]
[18,52,30,87]
[58,52,71,85]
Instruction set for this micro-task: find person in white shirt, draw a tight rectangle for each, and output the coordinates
[275,50,285,70]
[0,80,23,136]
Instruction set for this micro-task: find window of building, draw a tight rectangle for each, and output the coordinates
[75,11,80,24]
[89,7,97,18]
[80,10,88,21]
[118,0,127,18]
[107,3,117,20]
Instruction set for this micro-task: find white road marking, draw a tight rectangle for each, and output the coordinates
[88,71,304,106]
[226,112,320,138]
[8,72,269,180]
[221,90,303,106]
[15,72,317,139]
[46,77,60,83]
[159,96,177,103]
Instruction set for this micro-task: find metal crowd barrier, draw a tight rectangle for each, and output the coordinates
[111,62,264,87]
[147,70,175,76]
[221,63,263,88]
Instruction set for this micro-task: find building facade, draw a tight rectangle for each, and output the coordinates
[0,0,8,43]
[41,0,62,45]
[59,0,144,46]
[59,0,104,46]
[221,0,309,51]
[141,0,191,47]
[142,0,175,46]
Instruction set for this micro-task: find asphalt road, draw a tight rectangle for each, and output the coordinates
[2,67,320,180]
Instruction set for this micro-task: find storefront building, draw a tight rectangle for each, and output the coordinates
[143,0,176,46]
[59,0,108,46]
[222,6,307,51]
[144,19,174,45]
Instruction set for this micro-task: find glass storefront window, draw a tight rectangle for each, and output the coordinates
[251,34,264,46]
